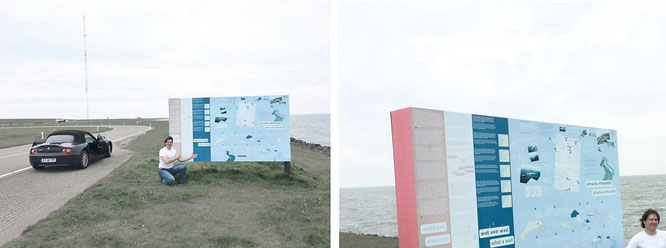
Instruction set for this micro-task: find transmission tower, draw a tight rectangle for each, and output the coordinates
[83,15,89,120]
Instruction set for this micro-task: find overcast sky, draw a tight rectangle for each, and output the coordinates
[340,1,666,188]
[0,0,329,119]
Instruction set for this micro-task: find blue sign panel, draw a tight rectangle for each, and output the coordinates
[472,115,515,248]
[391,108,623,248]
[507,119,621,247]
[191,97,211,161]
[169,95,291,162]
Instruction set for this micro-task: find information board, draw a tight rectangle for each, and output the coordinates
[391,107,622,248]
[169,96,290,162]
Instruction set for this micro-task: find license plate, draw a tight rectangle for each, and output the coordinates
[41,158,56,163]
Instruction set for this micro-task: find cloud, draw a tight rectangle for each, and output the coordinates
[0,0,330,118]
[340,1,666,187]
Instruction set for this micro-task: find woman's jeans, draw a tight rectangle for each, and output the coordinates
[159,164,187,184]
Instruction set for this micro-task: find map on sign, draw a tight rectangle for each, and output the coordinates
[169,96,290,162]
[508,120,620,248]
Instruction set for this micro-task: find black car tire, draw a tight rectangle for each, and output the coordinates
[31,163,45,170]
[78,150,89,169]
[104,143,112,158]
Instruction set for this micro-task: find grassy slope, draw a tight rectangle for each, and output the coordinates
[4,121,330,248]
[339,232,398,248]
[0,127,113,149]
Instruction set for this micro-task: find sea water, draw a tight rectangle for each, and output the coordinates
[291,114,330,146]
[340,174,666,245]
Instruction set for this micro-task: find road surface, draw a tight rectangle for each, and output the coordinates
[0,125,151,246]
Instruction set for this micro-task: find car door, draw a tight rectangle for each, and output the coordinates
[83,132,101,156]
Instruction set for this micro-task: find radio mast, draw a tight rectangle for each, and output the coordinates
[83,15,89,120]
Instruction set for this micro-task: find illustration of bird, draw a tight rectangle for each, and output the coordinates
[520,221,542,239]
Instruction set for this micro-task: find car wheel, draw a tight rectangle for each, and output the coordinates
[104,143,112,158]
[78,150,89,169]
[31,163,45,170]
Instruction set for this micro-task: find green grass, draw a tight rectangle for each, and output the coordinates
[5,120,330,248]
[339,232,399,248]
[0,126,113,149]
[0,119,59,126]
[209,236,256,248]
[0,118,158,127]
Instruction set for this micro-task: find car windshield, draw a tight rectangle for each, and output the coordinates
[45,134,75,143]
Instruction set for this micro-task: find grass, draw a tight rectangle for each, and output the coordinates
[0,118,157,127]
[0,126,113,149]
[209,236,255,248]
[4,121,330,248]
[339,232,399,248]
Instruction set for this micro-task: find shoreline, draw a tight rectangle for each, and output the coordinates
[339,232,398,248]
[342,231,397,238]
[342,176,654,246]
[290,137,330,153]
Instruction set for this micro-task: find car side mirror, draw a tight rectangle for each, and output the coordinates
[97,135,103,140]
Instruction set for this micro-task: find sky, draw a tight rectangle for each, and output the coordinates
[340,1,666,188]
[0,0,330,119]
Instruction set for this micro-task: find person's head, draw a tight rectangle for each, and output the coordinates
[641,209,660,231]
[164,136,174,149]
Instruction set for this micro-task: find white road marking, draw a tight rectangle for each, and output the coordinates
[0,126,152,181]
[0,167,31,180]
[110,130,128,136]
[112,127,151,141]
[0,145,30,151]
[0,152,27,159]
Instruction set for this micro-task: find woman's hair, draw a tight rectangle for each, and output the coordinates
[641,209,660,228]
[164,136,173,144]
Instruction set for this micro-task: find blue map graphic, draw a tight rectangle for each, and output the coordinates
[508,119,622,247]
[175,96,291,162]
[207,96,291,162]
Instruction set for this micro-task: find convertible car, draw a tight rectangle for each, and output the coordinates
[28,130,113,170]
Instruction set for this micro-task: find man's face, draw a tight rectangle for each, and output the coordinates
[645,213,659,232]
[166,139,173,149]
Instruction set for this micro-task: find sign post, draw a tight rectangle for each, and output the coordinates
[284,161,291,178]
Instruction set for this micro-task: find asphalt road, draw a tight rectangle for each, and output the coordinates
[0,125,151,246]
[0,125,150,178]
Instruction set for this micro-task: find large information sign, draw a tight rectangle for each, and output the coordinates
[391,107,622,248]
[169,95,290,162]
